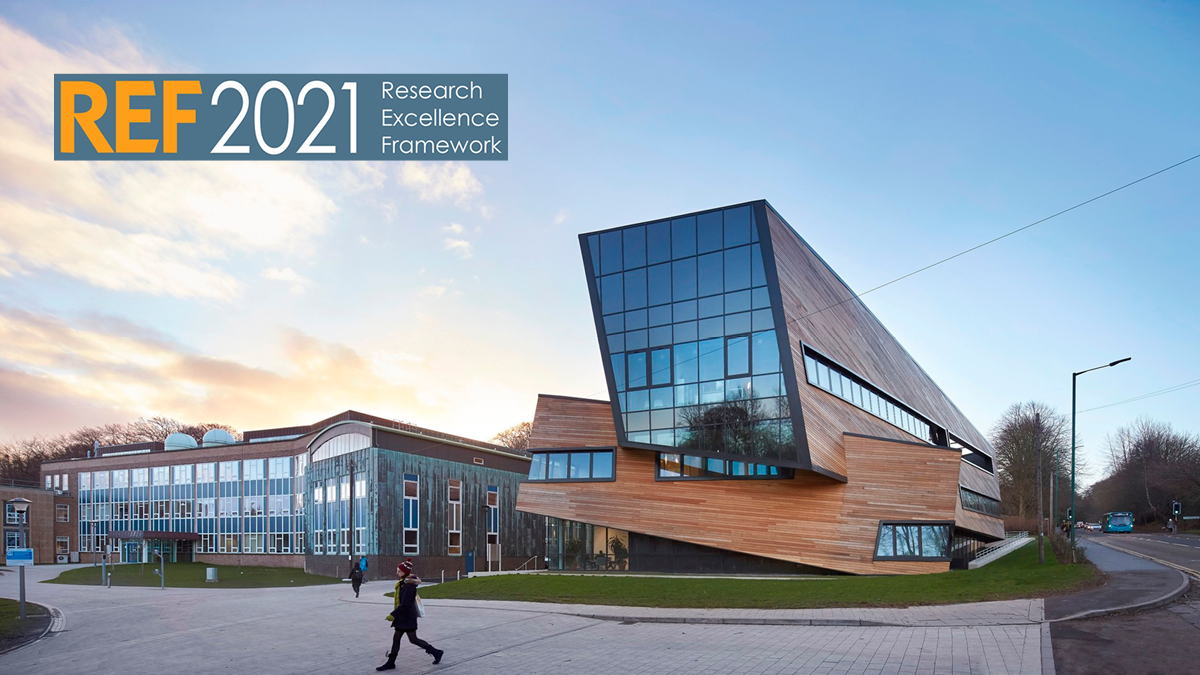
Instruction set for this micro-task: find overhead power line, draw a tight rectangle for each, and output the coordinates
[1078,377,1200,414]
[583,151,1200,399]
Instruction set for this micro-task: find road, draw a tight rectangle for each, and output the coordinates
[1052,532,1200,675]
[0,564,1050,674]
[1081,531,1200,575]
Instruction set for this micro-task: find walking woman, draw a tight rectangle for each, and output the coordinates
[350,562,363,598]
[377,559,444,670]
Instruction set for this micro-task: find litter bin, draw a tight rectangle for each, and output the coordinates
[206,567,218,583]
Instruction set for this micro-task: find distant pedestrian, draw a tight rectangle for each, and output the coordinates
[350,564,363,598]
[377,559,443,670]
[360,555,369,582]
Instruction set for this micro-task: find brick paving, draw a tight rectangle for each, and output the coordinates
[0,565,1050,674]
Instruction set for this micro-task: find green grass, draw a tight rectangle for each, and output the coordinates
[44,562,339,589]
[419,543,1098,609]
[0,598,50,651]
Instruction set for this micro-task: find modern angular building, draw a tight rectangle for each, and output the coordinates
[516,201,1003,575]
[39,411,544,576]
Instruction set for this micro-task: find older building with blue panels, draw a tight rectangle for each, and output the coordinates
[40,411,542,577]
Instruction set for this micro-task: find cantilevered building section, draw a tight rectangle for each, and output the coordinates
[516,201,1003,575]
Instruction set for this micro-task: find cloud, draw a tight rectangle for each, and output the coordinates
[260,267,313,294]
[442,223,464,234]
[553,209,568,225]
[443,238,473,259]
[418,278,462,298]
[0,20,340,300]
[397,162,483,204]
[0,305,437,438]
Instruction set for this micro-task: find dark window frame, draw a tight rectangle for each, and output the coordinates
[872,520,955,562]
[523,448,617,483]
[654,452,795,482]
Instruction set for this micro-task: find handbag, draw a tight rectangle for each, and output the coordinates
[415,595,426,618]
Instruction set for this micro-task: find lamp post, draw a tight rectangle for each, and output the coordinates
[1071,357,1131,545]
[10,497,32,619]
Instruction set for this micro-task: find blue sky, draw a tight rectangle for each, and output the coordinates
[0,1,1196,485]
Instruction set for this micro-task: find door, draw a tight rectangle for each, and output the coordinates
[464,551,474,574]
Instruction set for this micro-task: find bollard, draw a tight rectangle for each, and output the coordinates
[456,570,460,581]
[441,570,444,584]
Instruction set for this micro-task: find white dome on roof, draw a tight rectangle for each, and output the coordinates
[164,432,198,451]
[202,428,236,447]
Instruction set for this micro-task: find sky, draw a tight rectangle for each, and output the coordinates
[0,1,1196,486]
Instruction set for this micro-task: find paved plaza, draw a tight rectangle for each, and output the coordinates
[0,564,1052,674]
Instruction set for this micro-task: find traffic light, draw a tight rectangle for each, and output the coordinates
[1173,501,1181,517]
[1067,508,1073,522]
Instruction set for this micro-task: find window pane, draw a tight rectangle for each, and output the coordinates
[727,336,749,376]
[921,526,949,557]
[587,234,600,274]
[752,330,781,374]
[624,268,647,310]
[725,312,751,336]
[698,294,722,318]
[698,316,723,340]
[625,309,647,330]
[673,342,698,384]
[658,453,681,477]
[675,383,699,407]
[726,376,751,402]
[751,244,767,287]
[628,389,650,412]
[673,299,697,322]
[752,286,771,309]
[623,225,646,269]
[682,455,704,477]
[601,274,623,314]
[725,289,751,313]
[895,526,919,556]
[527,454,546,480]
[569,453,591,479]
[647,220,671,264]
[698,252,723,297]
[649,325,671,348]
[804,355,818,385]
[699,380,724,403]
[672,257,697,301]
[753,373,782,398]
[647,264,672,306]
[592,452,614,479]
[697,211,723,253]
[875,525,895,557]
[548,453,569,479]
[611,354,625,392]
[627,352,647,389]
[648,304,672,327]
[671,217,696,259]
[725,246,752,291]
[651,349,671,386]
[724,206,752,247]
[673,321,698,343]
[698,338,724,381]
[600,231,622,274]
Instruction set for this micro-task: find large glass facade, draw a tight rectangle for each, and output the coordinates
[584,204,796,463]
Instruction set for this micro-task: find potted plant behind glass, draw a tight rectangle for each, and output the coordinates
[564,537,584,570]
[608,535,628,571]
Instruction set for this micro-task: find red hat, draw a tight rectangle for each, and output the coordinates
[398,559,414,576]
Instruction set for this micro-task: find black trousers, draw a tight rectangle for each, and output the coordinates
[389,629,434,658]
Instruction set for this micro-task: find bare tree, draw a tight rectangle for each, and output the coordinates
[492,421,533,451]
[1088,418,1200,524]
[992,401,1074,521]
[0,418,239,484]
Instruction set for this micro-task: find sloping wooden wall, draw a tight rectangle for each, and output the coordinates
[517,431,962,575]
[764,204,998,499]
[529,394,618,448]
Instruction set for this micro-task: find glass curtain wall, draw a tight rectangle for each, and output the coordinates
[584,205,794,463]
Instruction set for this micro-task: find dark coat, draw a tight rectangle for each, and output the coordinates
[390,578,420,631]
[350,568,363,586]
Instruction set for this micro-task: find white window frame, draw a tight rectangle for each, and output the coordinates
[56,504,70,522]
[447,479,462,556]
[403,474,419,555]
[56,536,70,555]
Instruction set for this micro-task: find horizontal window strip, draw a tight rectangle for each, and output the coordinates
[527,449,616,482]
[959,487,1001,517]
[655,452,793,481]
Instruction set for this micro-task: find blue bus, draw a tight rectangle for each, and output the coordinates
[1103,512,1134,533]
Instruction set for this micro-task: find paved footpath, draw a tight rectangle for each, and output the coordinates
[1,564,1050,675]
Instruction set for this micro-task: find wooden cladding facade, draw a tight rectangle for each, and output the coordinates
[518,431,961,575]
[761,203,1000,498]
[529,394,619,449]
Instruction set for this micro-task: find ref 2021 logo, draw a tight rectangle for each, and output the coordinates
[55,74,508,161]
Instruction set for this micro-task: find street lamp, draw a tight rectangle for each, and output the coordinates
[1071,357,1131,545]
[10,497,32,619]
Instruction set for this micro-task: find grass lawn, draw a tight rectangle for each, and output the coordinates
[44,562,339,589]
[0,598,51,653]
[419,543,1098,609]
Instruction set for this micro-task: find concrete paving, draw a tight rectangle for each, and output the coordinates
[1043,537,1190,621]
[0,564,1053,674]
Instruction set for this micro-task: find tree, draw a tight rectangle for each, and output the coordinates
[1087,418,1200,525]
[0,418,240,484]
[992,401,1076,522]
[492,421,533,451]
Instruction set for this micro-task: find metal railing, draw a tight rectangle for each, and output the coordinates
[514,556,539,571]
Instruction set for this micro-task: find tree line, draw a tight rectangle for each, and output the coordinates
[993,400,1199,526]
[0,417,239,485]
